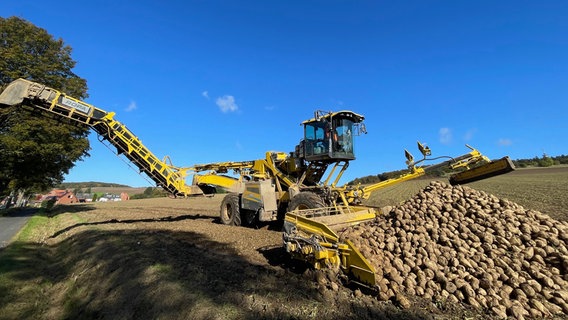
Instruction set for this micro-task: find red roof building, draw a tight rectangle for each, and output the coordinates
[41,189,79,205]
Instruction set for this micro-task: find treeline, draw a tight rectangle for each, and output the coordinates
[348,153,567,186]
[512,154,568,168]
[348,169,412,186]
[130,187,168,199]
[57,182,131,189]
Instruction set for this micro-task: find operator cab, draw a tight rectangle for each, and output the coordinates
[301,110,365,162]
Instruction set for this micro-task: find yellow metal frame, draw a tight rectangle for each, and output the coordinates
[0,79,198,196]
[341,143,512,204]
[94,112,194,195]
[285,210,376,286]
[192,173,244,193]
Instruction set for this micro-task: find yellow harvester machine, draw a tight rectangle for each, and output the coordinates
[0,79,515,287]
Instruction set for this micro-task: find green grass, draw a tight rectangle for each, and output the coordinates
[0,210,77,320]
[16,214,49,241]
[0,214,48,318]
[0,213,50,275]
[0,242,51,319]
[148,263,174,274]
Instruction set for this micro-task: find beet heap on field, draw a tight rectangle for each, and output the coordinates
[342,181,568,319]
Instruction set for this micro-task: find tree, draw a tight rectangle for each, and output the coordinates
[538,153,554,167]
[143,187,154,197]
[0,17,90,197]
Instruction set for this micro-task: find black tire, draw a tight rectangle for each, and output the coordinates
[199,184,217,195]
[287,192,326,212]
[219,193,242,226]
[240,208,257,227]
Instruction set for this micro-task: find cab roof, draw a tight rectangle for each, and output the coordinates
[301,110,365,125]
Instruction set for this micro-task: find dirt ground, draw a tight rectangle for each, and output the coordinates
[2,167,567,319]
[1,195,488,320]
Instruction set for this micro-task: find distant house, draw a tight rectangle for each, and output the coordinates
[75,193,94,203]
[98,193,122,202]
[40,189,79,204]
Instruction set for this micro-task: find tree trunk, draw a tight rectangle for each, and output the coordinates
[15,189,27,207]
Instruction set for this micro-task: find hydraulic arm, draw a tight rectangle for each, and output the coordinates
[346,142,515,202]
[343,143,515,204]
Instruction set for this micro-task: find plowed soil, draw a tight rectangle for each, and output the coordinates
[1,167,567,319]
[2,197,483,320]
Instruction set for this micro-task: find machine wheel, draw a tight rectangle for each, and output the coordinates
[220,193,242,226]
[287,192,326,212]
[240,208,257,226]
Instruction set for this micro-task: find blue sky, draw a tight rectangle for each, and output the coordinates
[3,1,567,187]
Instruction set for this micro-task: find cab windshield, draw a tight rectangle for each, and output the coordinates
[303,117,355,161]
[332,118,354,154]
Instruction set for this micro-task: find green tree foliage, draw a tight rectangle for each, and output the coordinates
[131,187,167,199]
[57,182,130,189]
[348,168,419,186]
[538,154,554,167]
[512,154,567,168]
[143,187,154,196]
[0,17,90,197]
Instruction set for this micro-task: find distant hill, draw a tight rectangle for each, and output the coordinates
[57,182,132,189]
[56,182,147,196]
[348,153,568,185]
[90,186,147,195]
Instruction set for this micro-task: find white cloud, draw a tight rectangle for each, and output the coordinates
[439,127,452,144]
[464,128,477,141]
[216,95,239,113]
[497,138,513,146]
[126,101,137,112]
[202,91,209,99]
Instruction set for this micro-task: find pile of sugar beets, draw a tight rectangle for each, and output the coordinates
[342,181,568,319]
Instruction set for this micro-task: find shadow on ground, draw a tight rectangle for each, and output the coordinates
[0,226,436,320]
[46,204,98,217]
[49,214,213,239]
[0,207,38,218]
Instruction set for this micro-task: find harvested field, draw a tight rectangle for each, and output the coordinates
[1,197,437,320]
[467,166,568,222]
[364,166,568,221]
[1,166,567,319]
